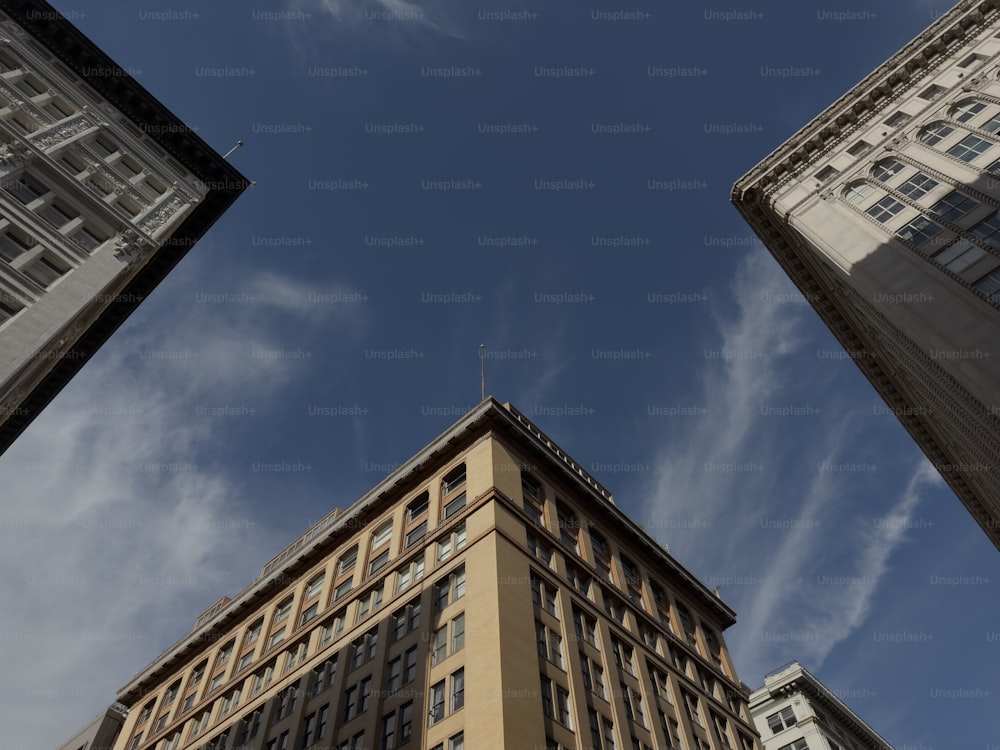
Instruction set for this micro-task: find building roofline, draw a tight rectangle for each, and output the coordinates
[0,0,250,455]
[116,397,736,703]
[732,0,995,202]
[749,662,894,750]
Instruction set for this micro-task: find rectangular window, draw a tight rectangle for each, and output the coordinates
[386,656,401,693]
[403,646,417,683]
[429,681,445,725]
[450,668,465,711]
[442,464,466,495]
[443,492,467,519]
[339,546,359,574]
[399,701,413,743]
[895,216,943,248]
[948,134,993,162]
[846,140,872,157]
[22,255,69,288]
[432,626,448,665]
[556,686,572,728]
[334,579,353,602]
[556,499,580,552]
[531,572,559,617]
[931,190,980,223]
[267,627,286,650]
[407,492,429,521]
[369,549,390,576]
[541,676,554,718]
[451,613,465,652]
[405,521,427,548]
[300,602,319,626]
[865,196,905,224]
[371,521,393,549]
[306,574,325,599]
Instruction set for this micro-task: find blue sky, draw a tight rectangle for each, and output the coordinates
[2,0,997,748]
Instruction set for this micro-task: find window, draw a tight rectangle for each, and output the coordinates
[535,620,564,667]
[675,603,697,644]
[284,640,308,672]
[357,586,383,622]
[650,581,671,628]
[405,521,427,548]
[776,741,809,750]
[127,733,142,750]
[567,563,591,597]
[591,531,613,581]
[275,685,297,720]
[702,628,724,669]
[237,652,255,672]
[274,597,293,623]
[189,710,210,738]
[208,673,224,695]
[181,692,196,713]
[268,627,287,650]
[443,491,467,519]
[682,690,703,727]
[334,579,354,602]
[714,714,733,749]
[442,464,466,495]
[932,238,987,273]
[528,533,554,565]
[982,114,1000,134]
[429,680,446,725]
[622,683,645,727]
[217,642,234,666]
[164,732,181,750]
[302,712,318,750]
[236,710,261,744]
[884,111,911,128]
[650,666,672,702]
[620,556,643,606]
[320,613,345,646]
[948,134,994,162]
[604,591,626,625]
[343,684,358,722]
[895,216,943,248]
[580,654,605,697]
[349,627,378,670]
[399,701,414,743]
[637,620,658,650]
[369,549,390,576]
[386,655,402,693]
[403,646,418,683]
[390,598,421,641]
[372,521,393,549]
[437,522,467,561]
[931,190,979,222]
[846,140,872,157]
[450,668,465,711]
[959,53,986,69]
[339,546,359,575]
[815,166,839,184]
[432,626,448,665]
[300,602,319,626]
[407,491,429,522]
[865,196,905,224]
[573,607,598,647]
[522,471,542,501]
[556,500,580,551]
[379,712,396,750]
[306,573,325,599]
[435,565,466,610]
[245,619,263,646]
[842,182,876,206]
[974,267,1000,301]
[449,732,465,750]
[310,657,337,696]
[971,211,1000,248]
[896,172,939,199]
[250,664,274,696]
[219,687,241,717]
[359,676,373,713]
[918,121,954,145]
[5,173,46,204]
[669,643,689,675]
[541,676,555,718]
[0,228,36,262]
[396,557,425,591]
[451,612,465,652]
[38,200,75,228]
[137,702,154,724]
[951,100,987,123]
[918,84,944,101]
[531,571,559,617]
[22,255,69,288]
[871,159,902,182]
[611,637,635,675]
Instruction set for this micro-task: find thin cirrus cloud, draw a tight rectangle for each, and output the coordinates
[289,0,462,37]
[0,262,364,749]
[638,247,941,683]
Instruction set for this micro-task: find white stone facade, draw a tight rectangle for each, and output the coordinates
[733,0,1000,550]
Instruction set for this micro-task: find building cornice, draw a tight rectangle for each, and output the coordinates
[750,663,894,750]
[732,0,999,203]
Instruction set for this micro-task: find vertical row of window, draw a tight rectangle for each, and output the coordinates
[520,469,728,679]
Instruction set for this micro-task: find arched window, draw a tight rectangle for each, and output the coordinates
[918,121,955,145]
[950,99,987,123]
[842,181,877,205]
[871,158,904,182]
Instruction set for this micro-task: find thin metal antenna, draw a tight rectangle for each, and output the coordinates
[480,344,486,400]
[222,140,244,160]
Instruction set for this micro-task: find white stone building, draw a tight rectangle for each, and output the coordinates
[0,1,248,453]
[733,0,1000,550]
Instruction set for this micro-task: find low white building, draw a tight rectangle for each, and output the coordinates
[749,663,893,750]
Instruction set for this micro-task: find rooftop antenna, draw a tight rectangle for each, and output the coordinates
[222,140,257,186]
[223,140,244,159]
[480,344,486,400]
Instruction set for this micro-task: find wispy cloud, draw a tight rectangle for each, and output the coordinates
[640,247,941,684]
[0,258,366,748]
[289,0,464,38]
